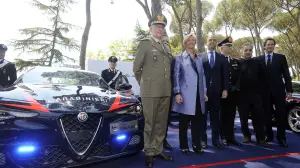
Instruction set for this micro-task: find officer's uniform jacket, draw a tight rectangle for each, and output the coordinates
[0,59,17,87]
[101,68,122,89]
[133,36,172,97]
[226,56,240,92]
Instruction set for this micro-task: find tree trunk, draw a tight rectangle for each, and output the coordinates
[249,29,258,57]
[185,0,193,34]
[196,0,204,53]
[79,0,92,70]
[136,0,152,20]
[49,0,61,66]
[171,1,184,51]
[151,0,162,16]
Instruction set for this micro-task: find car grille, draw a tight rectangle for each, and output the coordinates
[0,153,6,166]
[17,145,70,168]
[60,113,102,155]
[90,140,113,156]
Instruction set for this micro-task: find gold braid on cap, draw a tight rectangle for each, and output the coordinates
[157,15,164,21]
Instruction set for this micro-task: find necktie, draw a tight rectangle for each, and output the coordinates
[210,51,215,68]
[267,54,271,66]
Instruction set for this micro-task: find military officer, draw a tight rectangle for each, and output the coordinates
[133,14,173,167]
[218,37,241,146]
[101,56,123,89]
[0,44,17,88]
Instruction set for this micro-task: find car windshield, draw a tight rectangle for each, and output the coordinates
[21,67,107,87]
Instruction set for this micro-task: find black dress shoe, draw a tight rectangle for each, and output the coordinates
[201,141,208,149]
[278,140,288,148]
[256,140,268,146]
[163,140,173,150]
[222,139,229,146]
[213,141,224,150]
[156,152,173,161]
[145,156,153,168]
[265,136,273,142]
[180,149,191,155]
[228,139,241,146]
[192,144,204,154]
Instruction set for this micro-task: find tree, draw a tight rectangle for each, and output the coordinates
[10,0,79,70]
[273,0,300,46]
[270,11,300,79]
[108,40,133,60]
[195,0,203,52]
[214,0,242,36]
[236,0,276,56]
[87,49,106,60]
[79,0,92,70]
[166,0,213,52]
[231,36,253,58]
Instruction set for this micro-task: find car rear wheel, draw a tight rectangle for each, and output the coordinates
[287,106,300,134]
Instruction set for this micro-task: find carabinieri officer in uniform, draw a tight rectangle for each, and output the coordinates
[0,44,17,88]
[101,56,123,89]
[218,37,241,146]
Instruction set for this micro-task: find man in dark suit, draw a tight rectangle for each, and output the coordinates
[0,44,17,88]
[239,44,267,145]
[218,37,241,146]
[258,37,292,147]
[200,35,229,150]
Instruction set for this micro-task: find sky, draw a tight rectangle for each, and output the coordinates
[0,0,276,64]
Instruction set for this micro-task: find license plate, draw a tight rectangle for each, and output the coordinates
[110,120,138,135]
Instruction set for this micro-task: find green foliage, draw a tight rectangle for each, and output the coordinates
[108,40,133,60]
[10,0,79,70]
[213,0,243,36]
[169,35,183,55]
[231,36,253,58]
[87,50,106,60]
[169,0,214,35]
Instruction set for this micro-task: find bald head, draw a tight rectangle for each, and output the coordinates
[207,35,217,51]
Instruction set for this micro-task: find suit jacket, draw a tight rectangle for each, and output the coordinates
[201,52,229,95]
[238,57,263,95]
[133,37,173,97]
[172,51,207,115]
[257,53,293,97]
[0,59,17,87]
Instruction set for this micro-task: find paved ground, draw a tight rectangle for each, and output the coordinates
[88,117,300,168]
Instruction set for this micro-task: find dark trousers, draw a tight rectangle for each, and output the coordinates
[179,92,203,149]
[202,92,221,142]
[239,94,265,141]
[220,91,239,140]
[262,92,286,141]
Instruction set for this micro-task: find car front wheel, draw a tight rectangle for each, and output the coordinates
[287,106,300,134]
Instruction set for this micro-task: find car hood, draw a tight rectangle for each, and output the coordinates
[0,84,139,113]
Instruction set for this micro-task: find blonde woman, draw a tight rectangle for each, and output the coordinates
[172,33,208,155]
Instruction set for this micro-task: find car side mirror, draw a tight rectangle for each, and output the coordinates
[116,83,132,91]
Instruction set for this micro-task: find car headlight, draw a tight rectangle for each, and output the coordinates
[115,104,143,116]
[128,104,142,115]
[0,109,39,121]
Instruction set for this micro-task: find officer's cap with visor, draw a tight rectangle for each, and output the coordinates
[218,37,233,47]
[148,14,168,27]
[108,56,118,63]
[0,44,8,52]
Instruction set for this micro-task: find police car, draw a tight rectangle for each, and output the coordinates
[0,66,144,168]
